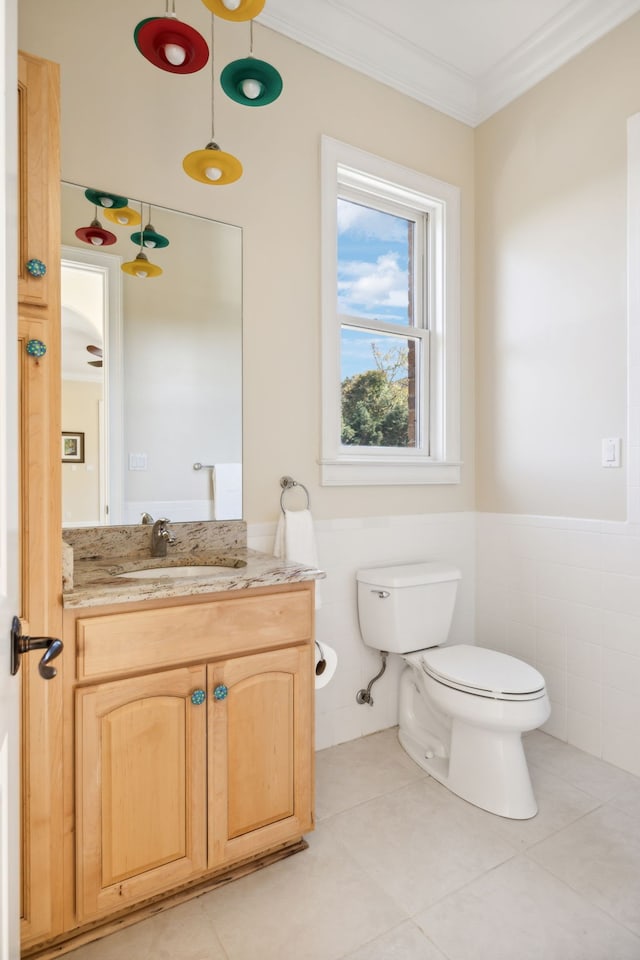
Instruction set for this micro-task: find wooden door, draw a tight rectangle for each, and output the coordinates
[75,665,208,921]
[17,50,63,950]
[208,645,314,868]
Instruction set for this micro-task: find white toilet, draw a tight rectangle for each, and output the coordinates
[356,561,550,819]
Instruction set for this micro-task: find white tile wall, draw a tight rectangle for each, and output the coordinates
[251,508,640,778]
[248,512,476,751]
[477,513,640,777]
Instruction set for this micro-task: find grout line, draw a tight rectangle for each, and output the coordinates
[521,848,640,944]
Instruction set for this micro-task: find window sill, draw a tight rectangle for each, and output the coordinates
[319,457,462,486]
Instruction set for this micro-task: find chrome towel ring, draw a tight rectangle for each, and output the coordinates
[280,475,311,514]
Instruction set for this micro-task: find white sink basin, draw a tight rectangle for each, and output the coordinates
[118,563,246,580]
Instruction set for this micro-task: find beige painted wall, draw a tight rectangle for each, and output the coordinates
[18,0,475,523]
[62,380,102,524]
[475,14,640,520]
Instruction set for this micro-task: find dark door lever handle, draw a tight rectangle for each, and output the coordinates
[10,615,63,679]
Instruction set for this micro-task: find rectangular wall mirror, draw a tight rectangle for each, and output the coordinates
[61,182,243,526]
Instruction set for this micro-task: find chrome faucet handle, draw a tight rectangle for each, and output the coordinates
[140,512,154,525]
[165,526,178,545]
[151,517,178,556]
[158,518,177,542]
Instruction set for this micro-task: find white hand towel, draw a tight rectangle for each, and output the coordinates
[212,463,242,520]
[273,508,322,608]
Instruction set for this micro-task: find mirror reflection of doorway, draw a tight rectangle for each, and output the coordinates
[61,246,123,525]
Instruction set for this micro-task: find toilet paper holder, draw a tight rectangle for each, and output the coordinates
[314,640,338,689]
[315,640,326,676]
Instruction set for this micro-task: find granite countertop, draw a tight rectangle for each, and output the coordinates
[62,521,325,609]
[64,547,324,609]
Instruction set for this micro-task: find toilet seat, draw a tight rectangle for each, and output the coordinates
[413,644,546,702]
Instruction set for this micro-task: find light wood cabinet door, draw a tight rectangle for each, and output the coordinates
[75,666,208,922]
[208,645,314,868]
[17,50,59,308]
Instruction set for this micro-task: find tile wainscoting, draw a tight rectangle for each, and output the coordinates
[249,509,640,779]
[477,512,640,777]
[248,512,476,750]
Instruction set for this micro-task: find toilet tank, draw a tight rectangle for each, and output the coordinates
[356,561,461,654]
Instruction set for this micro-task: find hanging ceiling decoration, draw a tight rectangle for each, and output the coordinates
[135,1,209,74]
[220,19,282,106]
[220,56,282,105]
[103,206,142,227]
[131,207,170,248]
[121,249,163,279]
[183,140,243,184]
[122,205,163,278]
[201,0,265,22]
[126,0,280,184]
[86,345,103,368]
[84,188,128,210]
[183,14,242,185]
[75,207,117,247]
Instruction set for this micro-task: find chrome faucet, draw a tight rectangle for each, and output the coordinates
[151,518,177,558]
[140,512,154,525]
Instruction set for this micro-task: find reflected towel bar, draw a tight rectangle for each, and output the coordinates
[280,475,311,513]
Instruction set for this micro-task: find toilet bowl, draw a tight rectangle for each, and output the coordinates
[356,562,550,819]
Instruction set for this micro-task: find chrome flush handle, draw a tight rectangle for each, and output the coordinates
[371,590,390,599]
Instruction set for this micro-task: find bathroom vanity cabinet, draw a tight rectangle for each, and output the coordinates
[62,582,315,935]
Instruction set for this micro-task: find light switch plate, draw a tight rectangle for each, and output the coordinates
[128,452,148,471]
[601,438,621,468]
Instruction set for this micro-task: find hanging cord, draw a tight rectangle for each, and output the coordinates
[249,18,254,55]
[210,14,216,142]
[138,202,145,255]
[165,0,176,15]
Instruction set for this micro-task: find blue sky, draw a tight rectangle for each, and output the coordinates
[338,198,411,379]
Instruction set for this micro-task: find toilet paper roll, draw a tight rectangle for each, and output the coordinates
[314,641,338,689]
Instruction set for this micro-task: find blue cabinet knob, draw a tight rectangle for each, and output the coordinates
[26,258,47,278]
[26,339,47,359]
[213,684,228,701]
[191,689,206,705]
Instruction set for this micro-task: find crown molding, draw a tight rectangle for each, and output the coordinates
[258,0,479,126]
[258,0,640,128]
[476,0,640,123]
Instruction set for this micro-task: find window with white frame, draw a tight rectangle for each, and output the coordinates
[320,137,461,485]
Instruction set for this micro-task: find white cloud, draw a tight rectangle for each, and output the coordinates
[337,199,408,243]
[339,251,408,315]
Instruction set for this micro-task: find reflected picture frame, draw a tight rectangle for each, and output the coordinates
[62,431,85,463]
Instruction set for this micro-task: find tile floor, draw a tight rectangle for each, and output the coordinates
[69,729,640,960]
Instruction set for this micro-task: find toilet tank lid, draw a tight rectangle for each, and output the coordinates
[356,561,461,588]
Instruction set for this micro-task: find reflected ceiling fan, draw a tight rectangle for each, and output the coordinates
[86,344,103,368]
